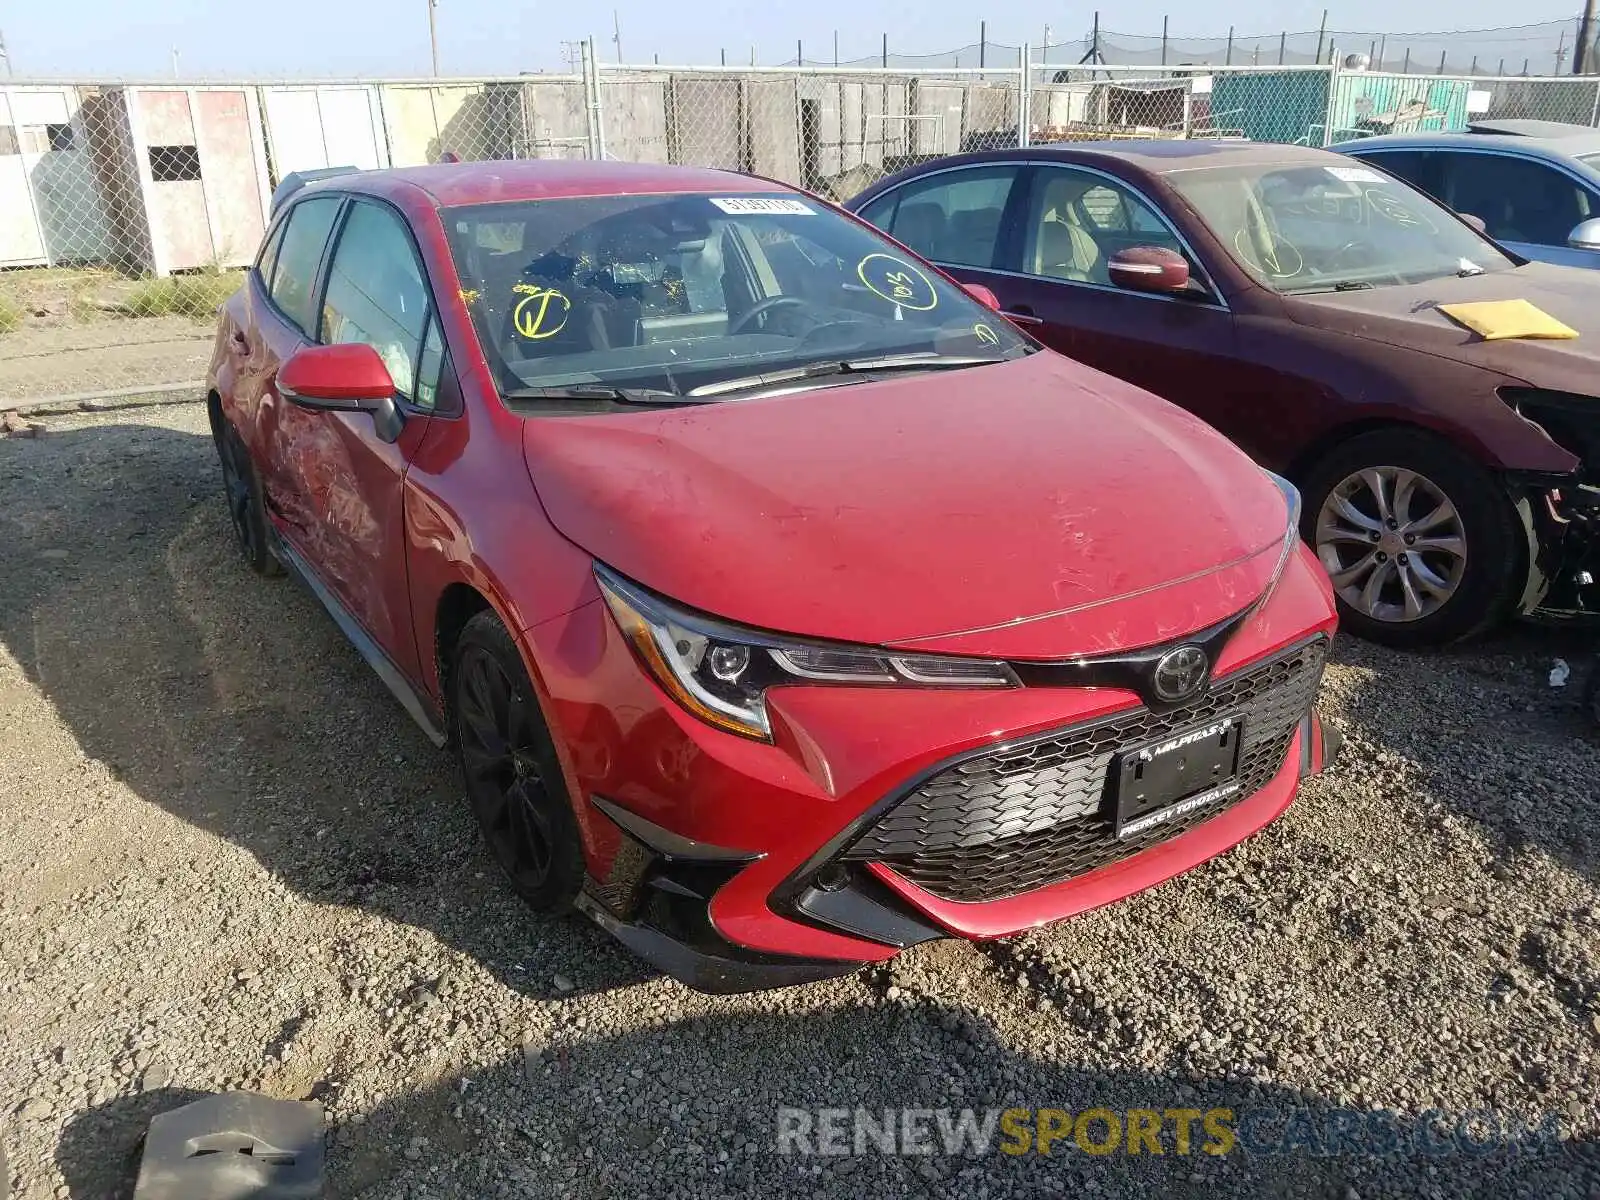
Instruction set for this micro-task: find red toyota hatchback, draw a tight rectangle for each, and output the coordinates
[207,160,1339,992]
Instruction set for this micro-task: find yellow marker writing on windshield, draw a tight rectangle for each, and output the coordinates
[511,283,571,340]
[974,323,1001,347]
[856,253,938,311]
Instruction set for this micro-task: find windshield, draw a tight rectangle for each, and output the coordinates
[443,192,1030,400]
[1165,160,1517,293]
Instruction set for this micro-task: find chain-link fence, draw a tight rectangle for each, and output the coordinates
[596,65,1024,201]
[7,49,1600,405]
[1025,64,1335,147]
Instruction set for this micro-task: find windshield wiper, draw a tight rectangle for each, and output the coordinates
[688,353,1009,399]
[502,384,696,406]
[1285,280,1376,295]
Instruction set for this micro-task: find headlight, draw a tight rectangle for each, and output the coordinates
[1261,469,1304,600]
[596,565,1019,741]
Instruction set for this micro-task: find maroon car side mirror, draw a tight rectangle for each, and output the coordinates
[277,343,405,444]
[962,282,1002,311]
[1107,246,1191,294]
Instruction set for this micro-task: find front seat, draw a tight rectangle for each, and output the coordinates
[1035,217,1101,282]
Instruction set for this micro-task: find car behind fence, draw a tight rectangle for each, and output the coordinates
[4,44,1600,404]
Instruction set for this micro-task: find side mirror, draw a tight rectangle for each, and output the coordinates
[1569,217,1600,251]
[277,343,405,443]
[1107,246,1190,294]
[962,282,1002,311]
[1457,212,1488,235]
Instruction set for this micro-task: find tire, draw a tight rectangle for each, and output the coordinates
[211,412,281,577]
[1299,428,1526,647]
[451,610,584,911]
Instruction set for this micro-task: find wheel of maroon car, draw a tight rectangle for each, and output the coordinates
[210,412,281,578]
[1301,429,1529,647]
[451,611,584,911]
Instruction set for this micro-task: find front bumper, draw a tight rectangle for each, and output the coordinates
[1530,481,1600,619]
[527,546,1339,992]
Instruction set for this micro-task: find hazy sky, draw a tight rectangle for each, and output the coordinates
[0,0,1582,78]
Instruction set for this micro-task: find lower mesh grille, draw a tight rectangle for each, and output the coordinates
[840,637,1327,904]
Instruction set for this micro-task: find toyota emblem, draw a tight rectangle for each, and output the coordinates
[1152,645,1210,703]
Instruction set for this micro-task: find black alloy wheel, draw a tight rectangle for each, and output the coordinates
[452,611,583,910]
[213,418,280,577]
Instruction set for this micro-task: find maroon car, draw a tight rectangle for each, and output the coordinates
[849,141,1600,647]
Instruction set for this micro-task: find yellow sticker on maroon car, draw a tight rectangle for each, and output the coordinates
[511,283,571,340]
[973,323,1001,347]
[857,253,937,311]
[1437,299,1578,341]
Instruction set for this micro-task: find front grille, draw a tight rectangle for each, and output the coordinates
[839,637,1327,904]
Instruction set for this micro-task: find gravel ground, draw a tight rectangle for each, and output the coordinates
[1,402,1598,1200]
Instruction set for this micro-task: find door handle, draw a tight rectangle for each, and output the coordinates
[1000,308,1044,326]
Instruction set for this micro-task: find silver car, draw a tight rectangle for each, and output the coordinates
[1333,119,1600,269]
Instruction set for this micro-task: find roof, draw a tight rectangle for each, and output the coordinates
[1332,128,1600,164]
[1018,138,1341,173]
[301,159,792,208]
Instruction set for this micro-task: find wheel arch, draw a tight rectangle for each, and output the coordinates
[1281,415,1498,490]
[434,581,495,737]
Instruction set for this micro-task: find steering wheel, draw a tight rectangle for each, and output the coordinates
[1326,241,1371,270]
[793,318,872,351]
[728,295,809,336]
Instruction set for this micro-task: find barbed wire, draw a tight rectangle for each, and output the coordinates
[792,19,1592,76]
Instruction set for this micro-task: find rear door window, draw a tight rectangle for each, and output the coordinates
[268,196,342,336]
[857,167,1021,269]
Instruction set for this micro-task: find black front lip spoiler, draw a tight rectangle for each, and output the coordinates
[572,890,866,994]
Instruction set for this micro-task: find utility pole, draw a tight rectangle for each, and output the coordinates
[612,11,622,64]
[0,29,12,77]
[1577,0,1596,74]
[171,46,180,78]
[427,0,439,76]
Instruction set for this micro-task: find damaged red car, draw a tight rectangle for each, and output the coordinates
[207,160,1339,992]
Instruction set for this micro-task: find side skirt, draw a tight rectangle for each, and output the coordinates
[272,535,448,748]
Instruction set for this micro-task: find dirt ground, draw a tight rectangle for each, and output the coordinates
[1,401,1598,1200]
[0,269,219,404]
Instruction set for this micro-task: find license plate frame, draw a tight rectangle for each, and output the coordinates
[1112,715,1245,840]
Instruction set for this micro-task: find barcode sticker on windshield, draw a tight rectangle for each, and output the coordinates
[1326,165,1387,184]
[709,197,816,215]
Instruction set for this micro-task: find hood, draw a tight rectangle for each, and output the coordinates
[522,352,1291,659]
[1286,262,1600,393]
